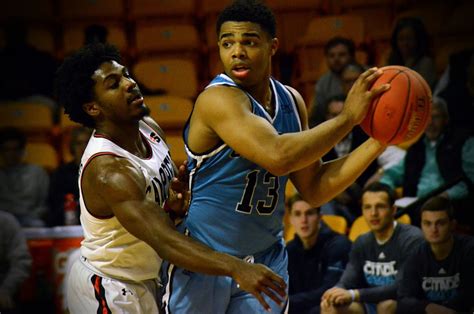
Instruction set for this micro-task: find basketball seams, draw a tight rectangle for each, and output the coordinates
[369,69,402,143]
[408,71,432,141]
[361,65,431,144]
[387,70,411,144]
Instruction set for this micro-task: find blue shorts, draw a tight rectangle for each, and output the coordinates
[160,240,289,314]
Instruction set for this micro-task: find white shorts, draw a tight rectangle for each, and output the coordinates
[66,256,161,314]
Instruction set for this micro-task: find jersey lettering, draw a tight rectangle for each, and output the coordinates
[235,170,279,215]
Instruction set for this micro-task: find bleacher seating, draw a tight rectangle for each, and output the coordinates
[24,142,59,172]
[130,0,196,19]
[132,57,198,98]
[0,102,54,141]
[62,22,127,55]
[58,0,124,19]
[135,22,199,56]
[145,95,193,130]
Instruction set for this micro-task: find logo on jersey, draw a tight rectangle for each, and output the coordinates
[422,273,460,302]
[122,288,134,296]
[363,260,397,286]
[145,155,174,206]
[149,131,161,143]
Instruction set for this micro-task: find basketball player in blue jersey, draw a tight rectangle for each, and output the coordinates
[162,0,391,313]
[55,43,286,313]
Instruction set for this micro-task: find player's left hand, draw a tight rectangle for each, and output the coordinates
[166,160,190,218]
[232,262,287,312]
[171,160,189,194]
[166,186,190,219]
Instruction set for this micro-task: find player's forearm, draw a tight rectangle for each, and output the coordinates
[157,233,243,277]
[273,115,355,175]
[304,138,385,206]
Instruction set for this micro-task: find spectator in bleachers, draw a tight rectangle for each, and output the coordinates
[48,126,92,226]
[436,49,474,133]
[84,24,109,46]
[320,94,378,224]
[0,20,57,107]
[309,37,355,127]
[321,182,424,314]
[287,194,351,314]
[0,127,49,227]
[341,62,366,96]
[397,196,474,314]
[379,98,474,227]
[386,17,436,89]
[0,210,32,313]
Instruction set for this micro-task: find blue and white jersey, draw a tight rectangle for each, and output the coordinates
[183,74,302,257]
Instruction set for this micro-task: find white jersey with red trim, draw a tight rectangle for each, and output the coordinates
[78,120,174,281]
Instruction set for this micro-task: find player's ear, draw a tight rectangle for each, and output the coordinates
[270,38,279,56]
[83,101,100,118]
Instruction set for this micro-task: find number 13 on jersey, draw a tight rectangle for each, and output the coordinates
[235,169,280,215]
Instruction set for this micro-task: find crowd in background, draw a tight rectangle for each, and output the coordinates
[1,0,473,312]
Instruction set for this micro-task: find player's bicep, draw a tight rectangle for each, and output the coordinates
[198,88,281,160]
[93,159,175,239]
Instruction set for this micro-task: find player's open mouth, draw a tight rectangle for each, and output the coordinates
[232,65,250,79]
[128,94,144,106]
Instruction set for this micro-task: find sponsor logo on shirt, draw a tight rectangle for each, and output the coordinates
[422,273,460,302]
[364,260,397,286]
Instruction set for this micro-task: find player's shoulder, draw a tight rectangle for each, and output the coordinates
[352,231,373,249]
[199,84,246,101]
[85,154,140,184]
[397,223,423,239]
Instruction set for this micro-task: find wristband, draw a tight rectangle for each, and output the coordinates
[348,289,356,302]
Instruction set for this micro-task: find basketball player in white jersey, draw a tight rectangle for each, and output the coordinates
[55,43,286,313]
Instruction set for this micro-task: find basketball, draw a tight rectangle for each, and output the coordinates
[360,65,432,145]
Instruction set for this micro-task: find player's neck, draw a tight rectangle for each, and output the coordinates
[430,235,454,261]
[251,83,273,115]
[96,121,147,157]
[374,221,396,244]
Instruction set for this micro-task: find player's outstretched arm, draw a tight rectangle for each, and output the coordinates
[289,68,389,207]
[292,138,386,207]
[85,156,286,311]
[189,68,387,177]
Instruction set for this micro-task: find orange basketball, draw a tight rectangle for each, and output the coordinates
[360,65,432,145]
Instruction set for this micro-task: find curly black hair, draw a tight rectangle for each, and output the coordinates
[55,43,121,128]
[216,0,276,39]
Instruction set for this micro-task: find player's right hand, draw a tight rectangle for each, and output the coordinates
[342,67,390,126]
[232,262,287,312]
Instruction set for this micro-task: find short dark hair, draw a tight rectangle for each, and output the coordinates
[420,196,454,220]
[324,36,355,57]
[362,182,396,206]
[0,127,27,149]
[55,43,121,128]
[287,193,320,214]
[216,0,276,38]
